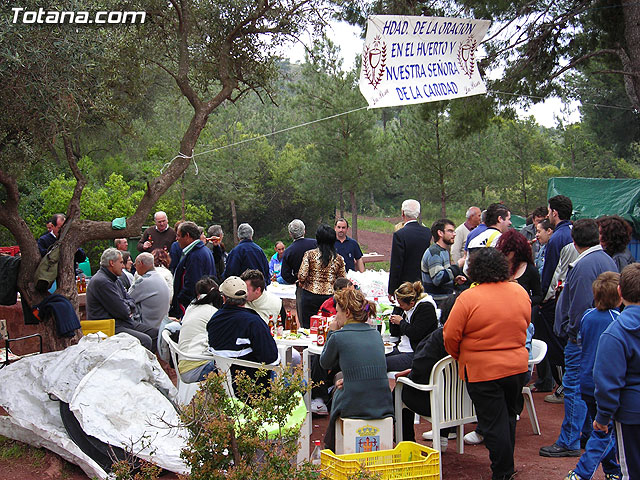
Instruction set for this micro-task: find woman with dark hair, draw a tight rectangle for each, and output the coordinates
[177,277,223,383]
[444,248,531,480]
[597,215,635,272]
[297,224,346,328]
[119,251,134,290]
[496,229,542,306]
[151,248,174,300]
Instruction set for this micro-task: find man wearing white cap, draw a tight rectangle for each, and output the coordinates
[206,276,279,367]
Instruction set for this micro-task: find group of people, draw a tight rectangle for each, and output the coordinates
[70,197,639,479]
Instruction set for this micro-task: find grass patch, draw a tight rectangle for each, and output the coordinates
[0,436,26,460]
[365,261,390,271]
[356,218,396,234]
[30,447,46,468]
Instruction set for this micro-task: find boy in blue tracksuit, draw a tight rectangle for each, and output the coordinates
[594,264,640,479]
[565,271,622,480]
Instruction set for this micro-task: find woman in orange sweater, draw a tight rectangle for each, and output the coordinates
[443,248,531,480]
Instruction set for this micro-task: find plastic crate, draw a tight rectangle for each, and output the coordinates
[320,441,440,480]
[0,246,20,256]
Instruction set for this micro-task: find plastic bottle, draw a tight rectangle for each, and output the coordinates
[311,440,322,465]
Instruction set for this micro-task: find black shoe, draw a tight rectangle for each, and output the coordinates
[539,443,581,457]
[580,436,588,449]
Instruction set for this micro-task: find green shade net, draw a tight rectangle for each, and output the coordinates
[548,177,640,234]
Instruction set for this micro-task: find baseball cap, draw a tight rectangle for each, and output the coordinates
[220,276,247,299]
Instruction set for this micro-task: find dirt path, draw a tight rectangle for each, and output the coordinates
[357,229,393,260]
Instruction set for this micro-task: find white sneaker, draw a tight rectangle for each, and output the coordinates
[422,430,457,440]
[311,398,328,415]
[463,430,484,445]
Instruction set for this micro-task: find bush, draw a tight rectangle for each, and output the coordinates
[180,366,320,480]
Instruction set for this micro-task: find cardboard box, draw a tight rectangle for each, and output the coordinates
[335,417,393,454]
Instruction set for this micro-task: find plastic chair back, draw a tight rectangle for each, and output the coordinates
[161,329,210,405]
[529,339,547,366]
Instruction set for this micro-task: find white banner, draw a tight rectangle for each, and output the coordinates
[359,15,491,108]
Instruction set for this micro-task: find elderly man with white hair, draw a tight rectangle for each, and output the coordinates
[222,223,270,285]
[450,206,482,264]
[388,199,432,302]
[129,252,171,333]
[137,210,176,253]
[86,248,157,351]
[281,219,318,316]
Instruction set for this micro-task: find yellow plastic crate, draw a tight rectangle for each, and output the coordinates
[320,441,440,480]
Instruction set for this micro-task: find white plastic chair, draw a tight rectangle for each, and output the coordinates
[161,329,212,405]
[394,355,476,477]
[522,338,548,435]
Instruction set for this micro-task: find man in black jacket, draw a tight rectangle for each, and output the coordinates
[280,219,317,316]
[388,199,432,302]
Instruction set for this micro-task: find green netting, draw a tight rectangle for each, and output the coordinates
[548,177,640,234]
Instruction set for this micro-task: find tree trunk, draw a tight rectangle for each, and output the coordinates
[339,186,345,218]
[230,199,238,246]
[621,0,640,111]
[350,190,358,242]
[181,174,186,221]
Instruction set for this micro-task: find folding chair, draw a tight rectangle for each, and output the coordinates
[0,318,42,368]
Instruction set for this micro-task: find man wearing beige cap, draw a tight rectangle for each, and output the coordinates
[206,276,279,368]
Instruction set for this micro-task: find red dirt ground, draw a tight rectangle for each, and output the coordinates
[0,222,606,479]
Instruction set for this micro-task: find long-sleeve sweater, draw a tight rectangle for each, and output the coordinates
[320,323,393,421]
[444,281,530,382]
[594,304,640,426]
[86,266,135,325]
[128,269,171,329]
[579,307,619,397]
[223,239,270,285]
[421,243,460,295]
[554,245,617,341]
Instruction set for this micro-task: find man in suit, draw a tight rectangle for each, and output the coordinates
[281,219,317,317]
[388,199,432,302]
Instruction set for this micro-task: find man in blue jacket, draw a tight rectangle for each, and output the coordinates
[540,219,617,458]
[171,221,216,318]
[207,276,279,392]
[593,263,640,478]
[533,195,578,395]
[223,223,270,284]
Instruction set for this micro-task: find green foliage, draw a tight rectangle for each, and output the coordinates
[180,366,319,480]
[111,459,161,480]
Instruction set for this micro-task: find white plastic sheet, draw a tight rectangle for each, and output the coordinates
[0,333,190,478]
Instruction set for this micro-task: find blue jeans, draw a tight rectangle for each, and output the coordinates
[557,340,589,450]
[574,395,620,479]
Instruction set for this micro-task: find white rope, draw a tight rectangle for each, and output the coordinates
[165,89,635,172]
[191,105,368,158]
[160,151,194,174]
